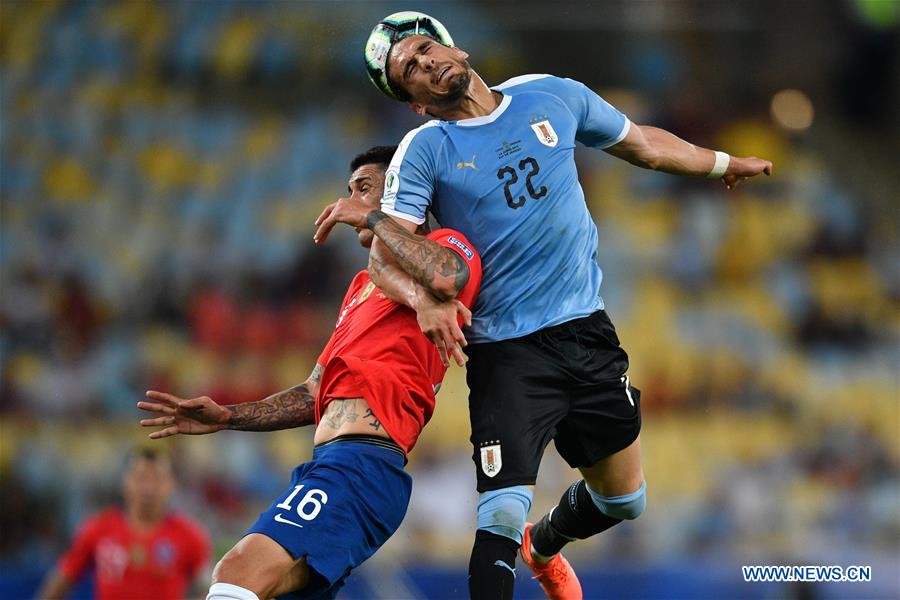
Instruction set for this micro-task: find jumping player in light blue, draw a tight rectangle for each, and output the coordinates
[315,11,772,600]
[381,72,627,346]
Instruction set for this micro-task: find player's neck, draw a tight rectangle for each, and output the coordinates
[434,73,501,122]
[126,506,166,531]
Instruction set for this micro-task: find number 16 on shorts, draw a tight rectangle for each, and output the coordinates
[274,485,329,527]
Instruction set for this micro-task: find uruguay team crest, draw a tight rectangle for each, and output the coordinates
[480,443,502,477]
[530,119,558,147]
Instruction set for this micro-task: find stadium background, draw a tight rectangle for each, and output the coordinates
[1,0,897,598]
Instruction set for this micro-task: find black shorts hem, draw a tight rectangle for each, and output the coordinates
[476,476,537,494]
[562,420,641,469]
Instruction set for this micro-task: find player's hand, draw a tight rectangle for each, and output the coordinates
[414,291,472,367]
[138,391,232,439]
[313,193,372,245]
[721,156,773,190]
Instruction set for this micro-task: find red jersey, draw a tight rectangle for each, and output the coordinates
[57,508,210,600]
[316,229,482,454]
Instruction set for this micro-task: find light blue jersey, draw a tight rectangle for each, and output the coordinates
[382,74,630,343]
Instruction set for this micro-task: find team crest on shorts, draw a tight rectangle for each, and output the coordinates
[530,119,558,147]
[480,443,502,477]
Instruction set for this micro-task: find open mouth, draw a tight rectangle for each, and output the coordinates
[436,65,450,84]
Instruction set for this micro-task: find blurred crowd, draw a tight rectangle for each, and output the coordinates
[1,0,897,596]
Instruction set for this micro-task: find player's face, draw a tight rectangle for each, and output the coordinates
[123,457,175,520]
[348,163,386,248]
[388,35,472,110]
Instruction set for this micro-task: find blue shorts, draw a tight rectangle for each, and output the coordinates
[245,436,411,600]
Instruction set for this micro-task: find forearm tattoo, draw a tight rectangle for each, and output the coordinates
[368,251,386,281]
[227,383,316,431]
[309,363,323,385]
[367,210,469,299]
[367,250,418,308]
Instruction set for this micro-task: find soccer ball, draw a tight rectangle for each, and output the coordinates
[364,11,455,100]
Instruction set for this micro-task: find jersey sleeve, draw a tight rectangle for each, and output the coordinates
[57,515,101,582]
[427,229,482,310]
[547,76,630,149]
[380,122,441,225]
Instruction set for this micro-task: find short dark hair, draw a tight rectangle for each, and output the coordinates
[350,145,398,173]
[127,444,172,468]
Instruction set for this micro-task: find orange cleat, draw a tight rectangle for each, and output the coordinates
[519,522,583,600]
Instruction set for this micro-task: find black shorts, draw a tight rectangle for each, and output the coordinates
[466,310,641,493]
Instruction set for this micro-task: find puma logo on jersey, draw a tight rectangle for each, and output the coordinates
[456,154,479,170]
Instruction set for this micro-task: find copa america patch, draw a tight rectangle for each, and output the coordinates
[480,443,502,477]
[447,235,474,260]
[530,119,558,147]
[384,168,400,196]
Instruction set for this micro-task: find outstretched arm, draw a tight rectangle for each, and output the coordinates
[138,365,322,437]
[606,124,772,190]
[223,379,317,432]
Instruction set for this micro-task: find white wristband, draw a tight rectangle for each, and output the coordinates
[706,151,730,179]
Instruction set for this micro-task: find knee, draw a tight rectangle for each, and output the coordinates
[212,536,297,598]
[211,546,254,587]
[587,480,646,520]
[476,486,533,544]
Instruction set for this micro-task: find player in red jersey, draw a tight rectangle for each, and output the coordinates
[137,145,482,600]
[36,446,211,600]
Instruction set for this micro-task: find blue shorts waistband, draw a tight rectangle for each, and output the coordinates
[313,434,407,465]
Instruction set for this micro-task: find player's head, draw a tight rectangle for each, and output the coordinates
[365,12,472,115]
[348,145,397,248]
[122,445,175,521]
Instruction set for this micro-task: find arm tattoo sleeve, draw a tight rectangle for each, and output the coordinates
[368,246,421,308]
[367,210,469,300]
[227,383,316,431]
[309,364,324,385]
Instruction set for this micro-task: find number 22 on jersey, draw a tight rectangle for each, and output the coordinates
[496,156,548,209]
